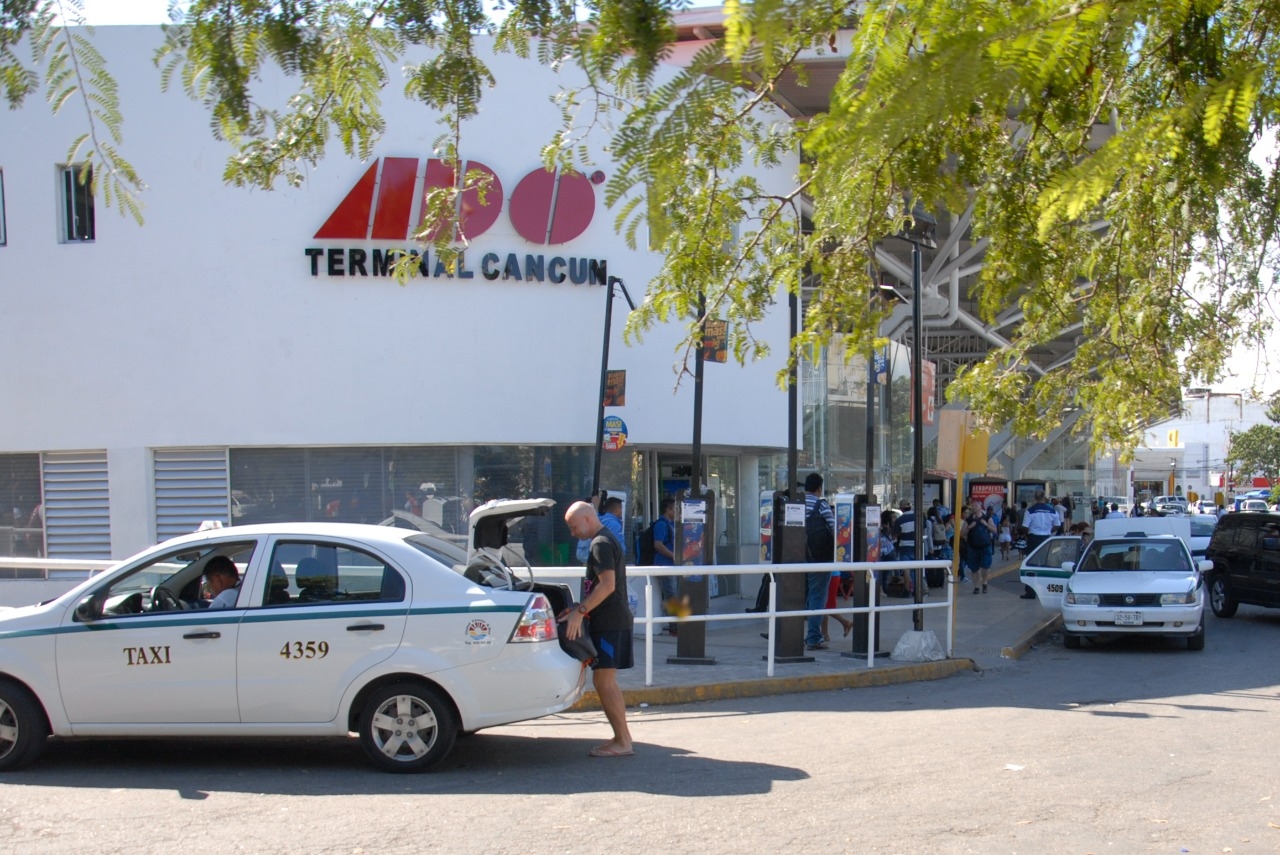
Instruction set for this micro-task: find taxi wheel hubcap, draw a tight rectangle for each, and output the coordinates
[370,694,438,761]
[0,699,17,757]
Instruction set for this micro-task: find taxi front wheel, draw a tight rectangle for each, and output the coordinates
[0,680,48,771]
[358,682,457,773]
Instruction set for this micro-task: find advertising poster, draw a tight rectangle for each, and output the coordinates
[603,370,626,406]
[702,319,728,363]
[760,491,774,562]
[834,493,855,562]
[865,504,882,562]
[602,415,628,450]
[681,498,706,583]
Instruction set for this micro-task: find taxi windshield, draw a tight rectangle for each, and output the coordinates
[1077,539,1192,572]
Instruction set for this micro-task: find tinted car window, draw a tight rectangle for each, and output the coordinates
[264,541,406,605]
[1232,520,1260,548]
[1042,539,1082,567]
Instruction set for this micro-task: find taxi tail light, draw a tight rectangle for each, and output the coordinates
[511,593,557,642]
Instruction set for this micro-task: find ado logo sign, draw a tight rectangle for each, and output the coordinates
[315,157,602,245]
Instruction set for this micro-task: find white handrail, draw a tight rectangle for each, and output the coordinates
[0,557,116,578]
[528,559,955,685]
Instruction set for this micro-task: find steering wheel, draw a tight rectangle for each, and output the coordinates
[151,586,188,612]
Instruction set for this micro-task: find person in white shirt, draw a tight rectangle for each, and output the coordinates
[1104,502,1126,519]
[203,556,240,609]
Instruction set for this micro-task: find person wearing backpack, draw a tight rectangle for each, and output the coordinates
[802,473,836,650]
[961,499,997,595]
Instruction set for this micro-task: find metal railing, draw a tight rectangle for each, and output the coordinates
[0,557,115,580]
[532,559,956,685]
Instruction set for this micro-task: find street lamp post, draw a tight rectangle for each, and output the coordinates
[897,218,935,632]
[592,276,636,499]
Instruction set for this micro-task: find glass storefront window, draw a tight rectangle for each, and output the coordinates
[0,454,43,561]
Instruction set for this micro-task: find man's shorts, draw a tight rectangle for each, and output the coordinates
[590,628,634,670]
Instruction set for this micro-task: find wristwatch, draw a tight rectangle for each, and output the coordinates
[576,604,589,615]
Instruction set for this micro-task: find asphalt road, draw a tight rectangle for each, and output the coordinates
[4,607,1280,854]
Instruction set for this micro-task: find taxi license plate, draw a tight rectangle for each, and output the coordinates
[1115,611,1143,626]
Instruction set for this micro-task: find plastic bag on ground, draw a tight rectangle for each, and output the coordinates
[890,629,946,662]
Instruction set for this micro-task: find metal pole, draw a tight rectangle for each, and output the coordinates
[787,285,798,493]
[911,240,926,632]
[592,277,633,498]
[691,292,705,497]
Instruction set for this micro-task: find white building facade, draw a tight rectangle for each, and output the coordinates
[1092,390,1273,507]
[0,27,796,566]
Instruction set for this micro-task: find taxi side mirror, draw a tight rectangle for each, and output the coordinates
[74,594,102,622]
[1198,559,1214,572]
[1061,561,1076,574]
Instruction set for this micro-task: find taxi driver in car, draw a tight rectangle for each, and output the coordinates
[203,556,240,609]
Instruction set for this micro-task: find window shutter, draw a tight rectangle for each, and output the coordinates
[42,451,110,558]
[154,448,230,541]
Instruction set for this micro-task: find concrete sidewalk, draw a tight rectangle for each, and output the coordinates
[573,556,1061,710]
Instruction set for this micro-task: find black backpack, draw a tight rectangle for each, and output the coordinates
[967,516,993,548]
[805,503,835,563]
[638,521,658,565]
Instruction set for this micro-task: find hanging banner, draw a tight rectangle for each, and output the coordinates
[604,370,626,406]
[702,318,728,363]
[871,351,889,385]
[922,359,936,426]
[602,415,628,450]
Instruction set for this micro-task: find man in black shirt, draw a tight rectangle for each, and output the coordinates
[563,501,634,757]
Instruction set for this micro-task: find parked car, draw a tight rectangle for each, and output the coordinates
[1203,510,1280,618]
[1060,533,1207,650]
[1092,496,1130,517]
[1187,513,1218,560]
[1232,490,1273,512]
[0,499,590,772]
[1151,495,1188,515]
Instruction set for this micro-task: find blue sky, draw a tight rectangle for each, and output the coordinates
[80,1,173,25]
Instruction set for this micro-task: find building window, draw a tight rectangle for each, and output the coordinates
[0,169,6,246]
[0,453,43,562]
[60,164,94,242]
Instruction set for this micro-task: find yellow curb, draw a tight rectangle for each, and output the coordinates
[570,657,976,712]
[1000,613,1063,660]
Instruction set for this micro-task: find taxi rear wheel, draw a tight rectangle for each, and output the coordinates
[358,682,456,773]
[0,680,48,771]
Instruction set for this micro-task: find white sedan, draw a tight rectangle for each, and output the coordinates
[0,499,588,772]
[1061,535,1207,651]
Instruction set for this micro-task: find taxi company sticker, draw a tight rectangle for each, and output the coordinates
[465,619,492,645]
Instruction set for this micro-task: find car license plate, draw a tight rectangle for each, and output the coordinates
[1115,611,1143,626]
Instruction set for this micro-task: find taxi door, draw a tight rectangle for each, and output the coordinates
[56,544,254,724]
[1019,536,1084,613]
[234,538,409,724]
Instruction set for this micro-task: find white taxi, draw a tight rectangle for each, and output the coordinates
[1060,533,1207,651]
[0,499,588,772]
